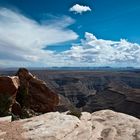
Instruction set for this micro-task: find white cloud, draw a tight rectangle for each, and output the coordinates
[69,4,91,14]
[0,7,140,67]
[0,8,78,65]
[60,32,140,67]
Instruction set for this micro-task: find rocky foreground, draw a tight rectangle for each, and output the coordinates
[0,110,140,140]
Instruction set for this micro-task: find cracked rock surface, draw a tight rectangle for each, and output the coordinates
[0,110,140,140]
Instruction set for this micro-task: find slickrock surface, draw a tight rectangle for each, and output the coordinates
[0,116,11,122]
[0,110,140,140]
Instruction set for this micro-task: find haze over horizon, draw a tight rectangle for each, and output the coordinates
[0,0,140,67]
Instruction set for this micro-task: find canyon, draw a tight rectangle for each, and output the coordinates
[31,70,140,118]
[1,69,140,118]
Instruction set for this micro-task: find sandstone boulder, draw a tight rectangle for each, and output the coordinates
[21,110,140,140]
[0,110,140,140]
[0,76,19,116]
[0,76,19,99]
[0,116,11,122]
[16,68,59,113]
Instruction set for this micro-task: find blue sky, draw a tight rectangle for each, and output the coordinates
[0,0,140,67]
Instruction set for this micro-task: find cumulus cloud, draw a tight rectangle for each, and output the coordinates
[60,32,140,67]
[0,8,78,65]
[0,7,140,67]
[69,4,91,14]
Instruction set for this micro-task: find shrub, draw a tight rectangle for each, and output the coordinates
[67,105,82,118]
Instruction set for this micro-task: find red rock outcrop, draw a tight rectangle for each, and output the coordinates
[0,68,59,117]
[0,76,20,116]
[16,68,59,113]
[0,76,19,99]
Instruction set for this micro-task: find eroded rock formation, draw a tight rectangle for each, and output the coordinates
[0,76,19,101]
[0,76,19,116]
[0,110,140,140]
[16,68,59,113]
[0,68,59,117]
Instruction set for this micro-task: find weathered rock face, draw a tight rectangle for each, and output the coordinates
[0,68,59,117]
[0,76,19,116]
[0,76,19,99]
[0,110,140,140]
[31,70,140,118]
[16,68,59,113]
